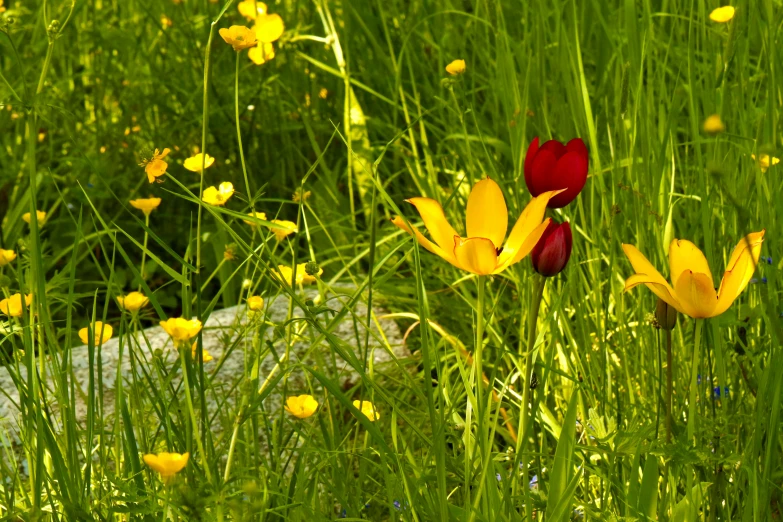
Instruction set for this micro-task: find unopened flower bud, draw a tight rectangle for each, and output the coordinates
[531,220,572,277]
[655,298,677,330]
[304,261,320,277]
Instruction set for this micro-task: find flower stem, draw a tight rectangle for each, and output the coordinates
[688,319,703,445]
[179,345,213,483]
[235,52,253,208]
[196,23,217,274]
[517,274,545,521]
[139,214,149,290]
[666,328,673,443]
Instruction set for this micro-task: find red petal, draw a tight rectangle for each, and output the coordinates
[524,137,540,192]
[546,151,588,208]
[566,138,588,160]
[527,148,558,196]
[539,139,567,159]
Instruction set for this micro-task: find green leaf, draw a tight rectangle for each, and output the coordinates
[545,389,580,521]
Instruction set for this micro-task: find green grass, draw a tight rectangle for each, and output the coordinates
[1,0,782,520]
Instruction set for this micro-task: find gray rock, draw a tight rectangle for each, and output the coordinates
[0,287,407,446]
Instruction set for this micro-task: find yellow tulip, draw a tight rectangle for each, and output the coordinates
[129,198,162,216]
[392,178,560,275]
[254,13,284,43]
[284,395,318,419]
[445,59,466,75]
[143,452,189,483]
[0,293,32,317]
[709,6,735,23]
[202,182,234,206]
[352,400,379,422]
[78,321,113,346]
[622,231,764,319]
[219,25,258,51]
[160,317,202,343]
[22,210,47,227]
[183,153,215,173]
[268,219,297,240]
[0,249,17,267]
[140,148,170,183]
[117,291,149,312]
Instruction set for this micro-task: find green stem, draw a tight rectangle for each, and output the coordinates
[518,274,545,521]
[688,320,704,445]
[196,23,217,274]
[666,329,673,443]
[139,214,149,290]
[179,345,213,483]
[235,52,253,208]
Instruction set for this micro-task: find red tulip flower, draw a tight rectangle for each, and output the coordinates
[524,137,589,208]
[531,220,572,277]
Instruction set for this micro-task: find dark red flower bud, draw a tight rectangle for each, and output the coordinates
[531,220,572,277]
[524,137,589,208]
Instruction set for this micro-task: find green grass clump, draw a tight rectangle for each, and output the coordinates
[0,0,782,520]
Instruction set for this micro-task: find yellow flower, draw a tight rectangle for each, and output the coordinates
[709,6,735,23]
[0,249,17,267]
[202,182,235,206]
[284,395,318,419]
[318,89,328,100]
[143,452,189,483]
[22,210,47,227]
[352,400,379,421]
[238,0,267,20]
[0,293,32,317]
[292,188,311,203]
[160,317,202,343]
[141,148,171,183]
[703,114,725,135]
[622,231,765,319]
[752,153,780,173]
[445,59,466,75]
[248,42,276,65]
[219,25,258,51]
[268,219,297,241]
[191,341,213,363]
[392,178,560,275]
[0,0,5,13]
[247,295,264,311]
[243,211,267,226]
[274,263,322,286]
[254,13,284,43]
[160,14,173,28]
[78,321,113,346]
[183,153,215,173]
[130,198,162,216]
[117,291,149,312]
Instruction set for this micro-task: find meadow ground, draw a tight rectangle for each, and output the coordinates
[0,0,782,520]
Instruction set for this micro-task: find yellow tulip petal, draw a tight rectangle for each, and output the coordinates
[622,244,673,290]
[495,219,551,273]
[453,236,497,275]
[405,198,460,252]
[465,178,508,249]
[713,230,764,316]
[391,216,457,265]
[669,239,714,290]
[673,270,718,318]
[624,273,684,313]
[500,190,563,267]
